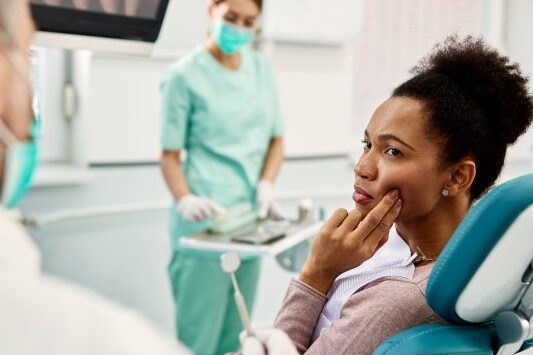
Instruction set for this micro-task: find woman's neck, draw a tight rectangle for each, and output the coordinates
[396,196,470,262]
[205,39,241,70]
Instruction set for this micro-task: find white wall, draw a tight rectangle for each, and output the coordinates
[86,54,170,163]
[266,43,355,157]
[262,0,364,43]
[505,0,533,164]
[349,0,488,140]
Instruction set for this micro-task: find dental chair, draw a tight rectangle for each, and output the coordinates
[374,173,533,355]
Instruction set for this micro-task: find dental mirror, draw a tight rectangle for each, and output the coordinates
[220,252,254,337]
[220,252,241,273]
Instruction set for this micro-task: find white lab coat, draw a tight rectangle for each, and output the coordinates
[0,207,191,355]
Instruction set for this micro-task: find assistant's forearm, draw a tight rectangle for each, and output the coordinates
[160,152,190,201]
[260,137,284,182]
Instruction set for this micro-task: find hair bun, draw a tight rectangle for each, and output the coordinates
[413,35,533,145]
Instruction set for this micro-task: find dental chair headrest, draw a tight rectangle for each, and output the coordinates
[426,173,533,324]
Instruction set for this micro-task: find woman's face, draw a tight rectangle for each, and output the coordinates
[209,0,260,29]
[354,96,449,221]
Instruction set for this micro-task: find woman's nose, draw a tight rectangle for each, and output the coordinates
[355,155,377,181]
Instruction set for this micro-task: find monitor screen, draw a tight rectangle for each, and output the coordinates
[30,0,170,42]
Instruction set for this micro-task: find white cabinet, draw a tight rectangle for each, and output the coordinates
[153,0,209,58]
[263,0,365,44]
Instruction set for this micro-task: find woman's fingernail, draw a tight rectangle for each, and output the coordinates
[391,189,400,198]
[396,199,403,209]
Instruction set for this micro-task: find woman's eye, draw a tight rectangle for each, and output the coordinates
[385,147,401,157]
[361,139,371,150]
[224,14,238,23]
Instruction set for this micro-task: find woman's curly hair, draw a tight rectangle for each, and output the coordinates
[393,35,533,200]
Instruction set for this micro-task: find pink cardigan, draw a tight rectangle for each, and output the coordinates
[274,263,446,355]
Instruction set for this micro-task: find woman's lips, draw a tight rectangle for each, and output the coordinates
[353,186,374,204]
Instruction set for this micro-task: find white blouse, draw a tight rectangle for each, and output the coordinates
[311,226,415,341]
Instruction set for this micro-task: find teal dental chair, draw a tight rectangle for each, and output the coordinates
[374,173,533,355]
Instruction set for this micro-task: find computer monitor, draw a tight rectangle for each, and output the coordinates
[30,0,170,54]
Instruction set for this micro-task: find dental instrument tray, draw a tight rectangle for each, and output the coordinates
[179,218,322,256]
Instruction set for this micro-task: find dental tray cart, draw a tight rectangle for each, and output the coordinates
[179,219,322,256]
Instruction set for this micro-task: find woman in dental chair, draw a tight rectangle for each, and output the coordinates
[267,36,533,355]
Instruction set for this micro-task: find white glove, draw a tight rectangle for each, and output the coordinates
[176,194,226,222]
[257,180,284,219]
[241,329,299,355]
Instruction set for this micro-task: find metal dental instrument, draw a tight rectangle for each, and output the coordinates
[220,252,255,337]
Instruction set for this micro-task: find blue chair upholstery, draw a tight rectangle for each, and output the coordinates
[521,338,533,352]
[374,173,533,355]
[520,339,533,350]
[376,324,496,355]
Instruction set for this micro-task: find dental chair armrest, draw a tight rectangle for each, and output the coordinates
[372,324,496,355]
[521,338,533,351]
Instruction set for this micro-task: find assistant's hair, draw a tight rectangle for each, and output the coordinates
[393,35,533,200]
[213,0,262,11]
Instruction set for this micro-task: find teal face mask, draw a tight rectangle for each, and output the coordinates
[0,119,39,209]
[212,20,253,55]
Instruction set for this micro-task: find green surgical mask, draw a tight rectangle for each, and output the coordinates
[0,119,39,209]
[212,20,253,55]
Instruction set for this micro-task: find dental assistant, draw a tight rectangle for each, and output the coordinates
[159,0,284,353]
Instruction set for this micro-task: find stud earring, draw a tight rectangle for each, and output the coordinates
[442,189,449,197]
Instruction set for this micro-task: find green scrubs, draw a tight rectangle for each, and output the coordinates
[160,46,283,355]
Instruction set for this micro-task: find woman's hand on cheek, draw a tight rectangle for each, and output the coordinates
[299,189,402,295]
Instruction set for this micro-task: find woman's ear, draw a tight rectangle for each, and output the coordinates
[445,160,476,197]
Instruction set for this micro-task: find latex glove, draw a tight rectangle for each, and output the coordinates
[241,329,298,355]
[176,194,226,222]
[257,180,284,219]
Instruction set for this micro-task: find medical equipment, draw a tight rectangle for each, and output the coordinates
[181,201,322,280]
[211,203,257,235]
[180,216,321,256]
[230,226,285,245]
[211,202,291,244]
[298,198,315,222]
[29,0,172,55]
[220,252,254,337]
